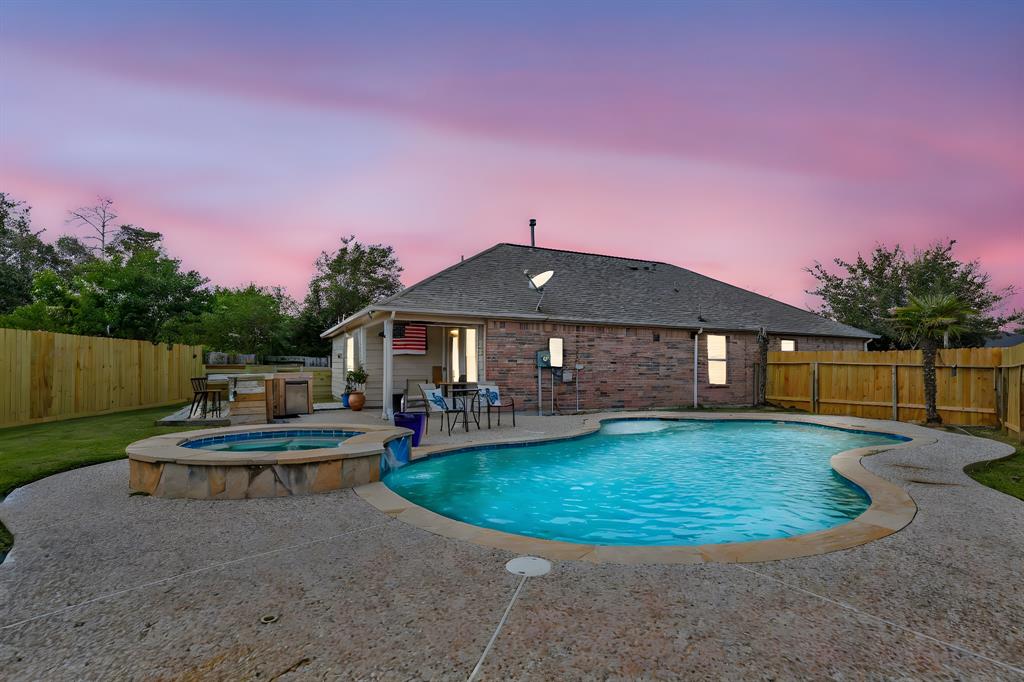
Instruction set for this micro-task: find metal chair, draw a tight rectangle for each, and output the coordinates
[189,377,222,418]
[419,384,478,435]
[401,379,430,412]
[475,383,516,428]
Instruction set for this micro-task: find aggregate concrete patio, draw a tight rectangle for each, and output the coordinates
[1,412,1022,680]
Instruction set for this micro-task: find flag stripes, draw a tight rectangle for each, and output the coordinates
[393,324,427,355]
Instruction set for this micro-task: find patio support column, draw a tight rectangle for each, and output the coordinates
[382,316,394,421]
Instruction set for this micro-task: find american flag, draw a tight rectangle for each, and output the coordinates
[393,324,427,355]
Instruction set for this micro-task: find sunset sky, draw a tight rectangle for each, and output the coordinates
[2,1,1021,312]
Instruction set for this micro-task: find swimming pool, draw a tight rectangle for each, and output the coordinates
[383,419,907,546]
[182,429,361,452]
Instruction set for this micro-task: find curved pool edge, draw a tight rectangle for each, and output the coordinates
[127,422,412,499]
[357,412,931,564]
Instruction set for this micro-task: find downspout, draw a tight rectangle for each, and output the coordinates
[693,327,703,408]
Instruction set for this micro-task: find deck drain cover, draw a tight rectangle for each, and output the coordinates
[505,556,551,577]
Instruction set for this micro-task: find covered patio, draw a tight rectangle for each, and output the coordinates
[331,314,486,419]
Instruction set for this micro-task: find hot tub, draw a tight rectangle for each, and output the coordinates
[127,423,412,499]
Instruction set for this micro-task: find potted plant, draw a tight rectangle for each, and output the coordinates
[341,375,352,408]
[346,366,369,411]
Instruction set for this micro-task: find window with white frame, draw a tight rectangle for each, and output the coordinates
[780,339,797,352]
[465,328,478,382]
[345,336,355,372]
[707,334,728,385]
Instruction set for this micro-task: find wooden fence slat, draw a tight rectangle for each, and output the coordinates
[767,343,1024,428]
[0,328,204,429]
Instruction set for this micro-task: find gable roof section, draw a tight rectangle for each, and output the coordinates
[323,243,874,339]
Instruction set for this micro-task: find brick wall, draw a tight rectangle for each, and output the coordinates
[484,321,863,412]
[769,336,866,352]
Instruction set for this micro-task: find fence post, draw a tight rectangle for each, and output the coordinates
[811,362,819,413]
[891,364,899,421]
[995,368,1003,426]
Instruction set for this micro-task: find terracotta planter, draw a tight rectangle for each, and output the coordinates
[348,391,366,411]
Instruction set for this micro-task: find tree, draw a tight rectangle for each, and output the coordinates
[293,236,404,354]
[51,234,96,276]
[194,284,297,356]
[3,230,211,343]
[807,241,1020,349]
[107,224,162,256]
[67,196,118,255]
[0,193,53,314]
[889,294,976,424]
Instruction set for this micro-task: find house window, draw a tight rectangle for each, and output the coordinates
[707,334,727,385]
[465,328,478,382]
[780,339,797,352]
[345,336,355,373]
[450,330,461,381]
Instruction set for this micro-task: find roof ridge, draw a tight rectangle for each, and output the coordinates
[495,242,675,267]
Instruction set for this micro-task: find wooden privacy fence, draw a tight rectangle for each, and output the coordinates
[0,328,203,428]
[1000,342,1024,440]
[766,344,1024,434]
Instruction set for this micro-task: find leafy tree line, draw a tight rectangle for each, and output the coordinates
[806,240,1021,349]
[0,193,403,356]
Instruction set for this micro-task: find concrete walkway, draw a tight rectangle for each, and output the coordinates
[1,413,1022,680]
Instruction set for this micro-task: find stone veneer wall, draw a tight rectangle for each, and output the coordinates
[129,453,382,499]
[484,320,863,412]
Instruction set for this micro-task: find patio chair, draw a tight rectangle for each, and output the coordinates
[189,377,222,419]
[476,383,516,428]
[401,379,430,412]
[419,384,478,436]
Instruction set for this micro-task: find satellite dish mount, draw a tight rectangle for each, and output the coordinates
[524,269,554,312]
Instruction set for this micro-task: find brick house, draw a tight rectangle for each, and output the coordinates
[321,243,873,416]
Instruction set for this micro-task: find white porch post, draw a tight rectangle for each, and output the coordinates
[382,317,394,421]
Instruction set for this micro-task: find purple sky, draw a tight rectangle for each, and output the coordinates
[1,1,1021,313]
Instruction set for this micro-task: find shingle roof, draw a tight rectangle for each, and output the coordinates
[324,243,874,339]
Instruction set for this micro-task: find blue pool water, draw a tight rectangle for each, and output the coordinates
[183,429,360,452]
[383,420,906,546]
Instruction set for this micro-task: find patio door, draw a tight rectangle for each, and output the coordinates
[443,326,480,383]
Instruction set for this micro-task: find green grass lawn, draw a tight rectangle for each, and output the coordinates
[0,403,202,554]
[961,427,1024,501]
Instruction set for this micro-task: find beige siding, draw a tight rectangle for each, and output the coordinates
[331,336,346,398]
[361,327,384,407]
[392,326,445,399]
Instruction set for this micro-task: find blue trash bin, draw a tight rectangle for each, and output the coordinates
[393,412,426,446]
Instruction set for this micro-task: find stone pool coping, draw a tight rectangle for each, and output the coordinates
[356,412,932,564]
[127,422,413,467]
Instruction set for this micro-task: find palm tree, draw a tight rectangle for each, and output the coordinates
[889,294,976,424]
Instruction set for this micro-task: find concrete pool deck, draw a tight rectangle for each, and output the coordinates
[1,411,1022,679]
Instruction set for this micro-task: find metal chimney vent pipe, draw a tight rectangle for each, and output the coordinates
[529,218,536,247]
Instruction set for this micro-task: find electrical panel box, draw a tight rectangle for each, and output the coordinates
[536,350,551,368]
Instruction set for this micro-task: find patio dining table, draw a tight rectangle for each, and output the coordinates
[436,383,479,430]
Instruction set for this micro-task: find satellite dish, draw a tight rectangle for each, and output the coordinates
[527,270,554,291]
[524,269,555,311]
